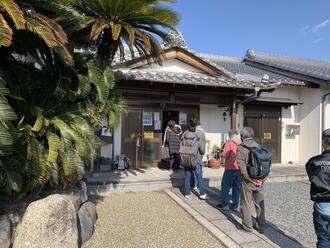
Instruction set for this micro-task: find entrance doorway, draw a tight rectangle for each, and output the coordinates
[244,105,281,163]
[162,111,179,131]
[122,105,199,168]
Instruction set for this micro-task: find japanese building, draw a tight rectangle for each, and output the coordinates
[92,31,330,170]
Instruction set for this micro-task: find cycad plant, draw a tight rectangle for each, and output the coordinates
[57,0,180,68]
[0,0,73,64]
[0,0,124,204]
[0,51,121,199]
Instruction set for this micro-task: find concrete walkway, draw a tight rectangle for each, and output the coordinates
[165,187,307,248]
[87,164,307,194]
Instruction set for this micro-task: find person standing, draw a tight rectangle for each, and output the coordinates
[164,120,182,170]
[306,129,330,248]
[216,129,241,211]
[191,121,206,189]
[237,127,268,233]
[181,118,207,199]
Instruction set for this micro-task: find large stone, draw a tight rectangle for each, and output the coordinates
[13,194,78,248]
[80,180,88,204]
[0,215,11,248]
[82,201,97,224]
[77,202,96,244]
[64,193,81,212]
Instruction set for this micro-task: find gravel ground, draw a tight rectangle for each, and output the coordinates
[83,191,223,248]
[264,181,316,246]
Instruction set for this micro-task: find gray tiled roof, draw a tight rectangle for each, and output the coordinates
[197,53,305,86]
[244,49,330,81]
[116,70,279,90]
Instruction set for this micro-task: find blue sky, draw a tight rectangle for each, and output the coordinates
[163,0,330,61]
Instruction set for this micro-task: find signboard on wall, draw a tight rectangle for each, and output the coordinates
[263,133,272,140]
[143,112,153,126]
[144,131,154,139]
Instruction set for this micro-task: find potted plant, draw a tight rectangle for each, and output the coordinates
[208,144,221,168]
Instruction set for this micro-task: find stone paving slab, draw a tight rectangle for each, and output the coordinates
[87,164,306,185]
[87,164,308,195]
[241,240,273,248]
[212,219,260,244]
[166,187,306,248]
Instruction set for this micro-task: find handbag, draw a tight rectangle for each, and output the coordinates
[161,128,170,159]
[161,146,170,160]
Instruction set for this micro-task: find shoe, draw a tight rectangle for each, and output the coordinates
[253,224,265,234]
[184,195,191,199]
[216,204,229,211]
[241,224,253,233]
[199,194,207,200]
[193,186,198,191]
[232,207,240,213]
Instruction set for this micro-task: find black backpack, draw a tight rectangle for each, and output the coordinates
[179,135,199,168]
[242,145,272,179]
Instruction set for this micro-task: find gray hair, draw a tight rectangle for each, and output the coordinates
[322,128,330,149]
[228,129,239,138]
[240,127,254,139]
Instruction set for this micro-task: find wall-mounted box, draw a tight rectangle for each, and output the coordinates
[286,124,300,136]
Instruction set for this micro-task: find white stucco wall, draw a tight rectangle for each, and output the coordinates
[100,143,112,158]
[139,59,204,74]
[237,104,244,130]
[321,89,330,130]
[113,116,122,159]
[260,88,301,163]
[200,104,231,154]
[281,105,300,163]
[299,87,322,163]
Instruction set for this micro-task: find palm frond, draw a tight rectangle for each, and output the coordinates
[0,0,25,29]
[0,14,13,47]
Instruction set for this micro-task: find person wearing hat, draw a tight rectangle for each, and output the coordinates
[306,128,330,248]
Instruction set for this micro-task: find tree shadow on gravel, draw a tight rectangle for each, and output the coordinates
[205,185,306,248]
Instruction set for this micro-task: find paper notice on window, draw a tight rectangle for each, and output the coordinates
[154,112,160,121]
[143,112,153,126]
[179,112,187,125]
[154,120,161,130]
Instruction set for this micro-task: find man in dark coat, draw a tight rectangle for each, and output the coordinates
[306,129,330,248]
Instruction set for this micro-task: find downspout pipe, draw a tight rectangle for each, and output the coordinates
[322,92,330,132]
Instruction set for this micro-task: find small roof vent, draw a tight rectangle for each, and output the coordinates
[261,74,270,83]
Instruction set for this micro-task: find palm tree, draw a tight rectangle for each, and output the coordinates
[57,0,180,68]
[0,50,122,197]
[0,0,73,65]
[0,0,124,204]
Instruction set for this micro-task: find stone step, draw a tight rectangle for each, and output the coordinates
[87,174,308,195]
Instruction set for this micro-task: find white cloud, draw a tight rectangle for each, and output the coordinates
[300,25,310,32]
[312,20,330,32]
[312,38,322,44]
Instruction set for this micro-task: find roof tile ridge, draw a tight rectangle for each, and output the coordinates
[197,52,242,61]
[250,49,330,66]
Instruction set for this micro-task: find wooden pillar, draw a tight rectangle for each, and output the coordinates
[231,97,237,129]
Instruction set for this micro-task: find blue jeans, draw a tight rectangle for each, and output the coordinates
[314,203,330,248]
[184,164,206,196]
[220,170,240,209]
[190,170,198,188]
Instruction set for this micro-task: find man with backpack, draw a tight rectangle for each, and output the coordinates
[305,129,330,248]
[180,118,207,200]
[237,127,272,233]
[216,129,241,211]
